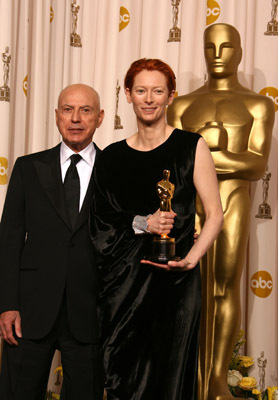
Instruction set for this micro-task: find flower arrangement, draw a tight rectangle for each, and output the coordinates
[45,366,107,400]
[45,366,62,400]
[228,329,278,399]
[45,390,60,400]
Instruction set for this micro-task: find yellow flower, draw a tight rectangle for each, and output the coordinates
[238,355,254,368]
[52,394,60,400]
[238,376,257,390]
[267,386,278,400]
[252,388,262,400]
[54,366,63,377]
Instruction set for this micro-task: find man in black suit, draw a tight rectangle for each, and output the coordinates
[0,84,104,399]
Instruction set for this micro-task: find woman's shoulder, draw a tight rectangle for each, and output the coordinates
[172,128,201,146]
[96,139,127,168]
[102,138,126,153]
[101,139,126,156]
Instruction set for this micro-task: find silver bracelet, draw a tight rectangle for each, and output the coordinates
[132,214,152,234]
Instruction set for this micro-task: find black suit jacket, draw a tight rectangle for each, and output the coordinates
[0,143,100,343]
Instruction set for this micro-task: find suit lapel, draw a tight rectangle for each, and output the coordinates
[33,144,72,230]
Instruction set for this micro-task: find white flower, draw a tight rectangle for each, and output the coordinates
[227,369,243,387]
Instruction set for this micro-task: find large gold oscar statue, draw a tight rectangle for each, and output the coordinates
[167,23,275,400]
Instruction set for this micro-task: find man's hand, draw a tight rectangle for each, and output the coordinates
[147,209,176,235]
[0,311,22,346]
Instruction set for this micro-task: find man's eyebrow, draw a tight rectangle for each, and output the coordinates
[60,104,94,108]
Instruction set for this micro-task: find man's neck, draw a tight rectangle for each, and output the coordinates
[62,141,93,154]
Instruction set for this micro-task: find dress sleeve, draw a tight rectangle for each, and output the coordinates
[89,154,141,269]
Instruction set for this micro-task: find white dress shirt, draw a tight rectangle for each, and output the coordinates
[60,141,96,211]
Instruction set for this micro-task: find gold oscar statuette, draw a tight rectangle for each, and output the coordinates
[70,0,82,47]
[0,46,11,102]
[148,170,181,263]
[167,23,275,400]
[168,0,181,42]
[265,0,278,35]
[114,80,123,130]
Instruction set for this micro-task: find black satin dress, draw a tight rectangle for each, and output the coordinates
[90,129,202,400]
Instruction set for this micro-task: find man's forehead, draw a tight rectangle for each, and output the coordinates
[58,89,98,108]
[60,101,94,108]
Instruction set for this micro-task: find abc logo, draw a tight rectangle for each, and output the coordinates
[119,7,130,32]
[23,75,28,97]
[0,157,8,185]
[259,87,278,112]
[207,0,220,25]
[250,271,273,298]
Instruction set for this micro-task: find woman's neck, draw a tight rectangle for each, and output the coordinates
[127,121,174,151]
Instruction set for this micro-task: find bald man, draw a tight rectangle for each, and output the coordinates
[0,84,104,400]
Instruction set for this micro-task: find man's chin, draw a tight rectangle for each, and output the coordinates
[67,140,92,152]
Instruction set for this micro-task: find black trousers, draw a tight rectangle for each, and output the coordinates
[0,298,103,400]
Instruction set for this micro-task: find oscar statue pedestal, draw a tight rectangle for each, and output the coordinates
[150,236,181,263]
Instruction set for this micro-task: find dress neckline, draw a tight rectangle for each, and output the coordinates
[124,128,177,153]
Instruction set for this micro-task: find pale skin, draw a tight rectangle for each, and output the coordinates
[124,69,223,272]
[0,84,104,345]
[55,84,104,153]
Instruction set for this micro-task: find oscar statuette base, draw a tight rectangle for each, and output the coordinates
[256,203,272,219]
[148,236,181,264]
[168,27,181,42]
[0,86,10,102]
[70,33,82,47]
[114,115,123,129]
[265,21,278,35]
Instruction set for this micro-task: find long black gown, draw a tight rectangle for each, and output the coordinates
[90,129,202,400]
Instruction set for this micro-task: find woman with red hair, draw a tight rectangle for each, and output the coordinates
[90,58,223,399]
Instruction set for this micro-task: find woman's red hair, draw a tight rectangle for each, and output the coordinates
[124,58,176,94]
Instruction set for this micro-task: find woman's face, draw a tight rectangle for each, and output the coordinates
[125,70,175,126]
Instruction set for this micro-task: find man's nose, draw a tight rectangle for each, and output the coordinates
[71,109,81,122]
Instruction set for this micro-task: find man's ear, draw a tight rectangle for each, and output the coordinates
[55,109,58,126]
[97,109,105,128]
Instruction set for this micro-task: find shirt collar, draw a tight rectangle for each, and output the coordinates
[60,141,96,167]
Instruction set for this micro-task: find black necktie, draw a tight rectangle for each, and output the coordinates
[64,154,82,228]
